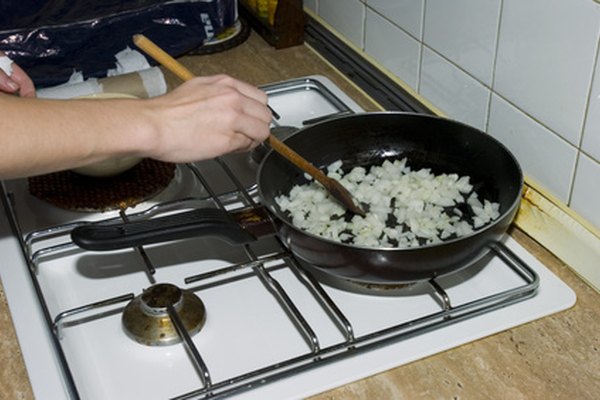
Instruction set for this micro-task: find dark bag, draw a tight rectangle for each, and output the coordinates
[0,0,236,87]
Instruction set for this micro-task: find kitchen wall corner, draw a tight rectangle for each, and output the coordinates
[304,0,600,236]
[304,0,600,292]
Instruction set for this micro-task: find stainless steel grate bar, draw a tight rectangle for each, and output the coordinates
[0,78,541,400]
[53,293,134,338]
[287,258,355,343]
[168,304,212,388]
[174,241,539,399]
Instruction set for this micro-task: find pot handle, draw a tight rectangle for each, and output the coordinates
[71,208,263,251]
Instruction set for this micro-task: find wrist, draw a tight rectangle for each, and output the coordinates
[131,97,164,160]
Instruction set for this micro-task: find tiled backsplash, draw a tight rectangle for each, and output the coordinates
[305,0,600,232]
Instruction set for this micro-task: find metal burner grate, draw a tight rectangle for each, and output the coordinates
[0,78,542,400]
[3,154,539,399]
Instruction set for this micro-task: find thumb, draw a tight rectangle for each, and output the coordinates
[0,71,19,94]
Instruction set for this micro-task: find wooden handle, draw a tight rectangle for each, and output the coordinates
[133,34,321,179]
[132,34,365,216]
[267,135,330,186]
[133,34,195,82]
[131,34,365,213]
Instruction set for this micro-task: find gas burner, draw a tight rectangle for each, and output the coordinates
[28,159,176,212]
[0,76,575,400]
[122,283,206,346]
[299,262,416,295]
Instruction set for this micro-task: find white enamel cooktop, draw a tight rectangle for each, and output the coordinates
[0,76,576,399]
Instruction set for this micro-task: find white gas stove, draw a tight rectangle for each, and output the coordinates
[0,76,576,399]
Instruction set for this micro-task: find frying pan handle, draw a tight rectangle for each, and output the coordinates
[71,208,258,251]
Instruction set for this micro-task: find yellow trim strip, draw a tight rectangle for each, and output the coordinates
[523,176,600,239]
[515,185,600,293]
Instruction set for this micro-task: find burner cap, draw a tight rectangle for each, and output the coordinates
[122,283,206,346]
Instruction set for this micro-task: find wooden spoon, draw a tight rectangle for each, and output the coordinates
[132,34,366,217]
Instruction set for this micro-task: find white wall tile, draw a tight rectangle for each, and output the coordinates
[423,0,501,86]
[318,0,365,49]
[419,47,489,130]
[494,0,600,146]
[364,8,420,90]
[488,95,577,203]
[313,0,600,229]
[366,0,424,39]
[304,0,318,13]
[571,153,600,230]
[582,42,600,162]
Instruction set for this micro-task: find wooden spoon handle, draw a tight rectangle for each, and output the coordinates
[133,34,320,180]
[133,34,195,81]
[132,34,365,217]
[267,135,331,186]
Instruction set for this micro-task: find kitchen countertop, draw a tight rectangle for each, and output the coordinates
[1,31,599,400]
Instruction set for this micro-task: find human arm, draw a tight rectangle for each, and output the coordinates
[0,74,271,179]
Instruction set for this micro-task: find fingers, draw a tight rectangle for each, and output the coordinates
[181,75,272,142]
[226,134,261,155]
[0,54,36,97]
[10,64,36,98]
[213,74,268,104]
[0,69,19,94]
[212,76,273,140]
[190,74,270,111]
[240,94,273,129]
[149,74,273,162]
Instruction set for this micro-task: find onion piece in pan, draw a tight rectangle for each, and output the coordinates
[275,158,500,249]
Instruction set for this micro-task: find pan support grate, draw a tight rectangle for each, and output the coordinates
[2,149,540,399]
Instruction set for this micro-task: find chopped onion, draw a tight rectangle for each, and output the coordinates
[275,158,501,249]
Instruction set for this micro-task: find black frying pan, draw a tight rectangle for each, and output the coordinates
[71,112,523,284]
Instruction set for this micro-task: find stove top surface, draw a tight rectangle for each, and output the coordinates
[0,76,576,400]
